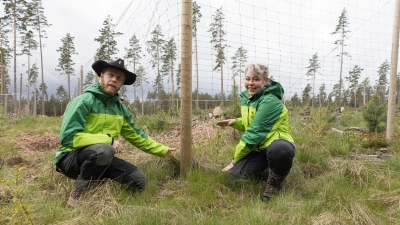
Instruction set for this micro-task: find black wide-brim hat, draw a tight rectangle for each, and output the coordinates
[92,58,136,85]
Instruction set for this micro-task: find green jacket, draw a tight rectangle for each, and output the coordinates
[54,83,168,164]
[231,81,294,163]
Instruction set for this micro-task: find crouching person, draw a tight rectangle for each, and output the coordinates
[216,63,295,201]
[55,58,176,206]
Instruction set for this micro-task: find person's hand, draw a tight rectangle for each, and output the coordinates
[215,119,236,127]
[112,140,122,154]
[165,148,179,177]
[222,161,235,173]
[166,148,177,155]
[165,147,178,165]
[165,148,177,159]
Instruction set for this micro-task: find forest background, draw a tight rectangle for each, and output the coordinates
[1,1,400,224]
[0,0,398,117]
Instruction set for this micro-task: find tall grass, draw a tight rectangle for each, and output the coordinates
[1,108,400,224]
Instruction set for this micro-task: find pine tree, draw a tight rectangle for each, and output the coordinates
[363,94,387,132]
[39,82,47,101]
[330,81,344,107]
[318,83,327,107]
[231,46,248,93]
[359,77,373,106]
[290,93,302,108]
[136,65,148,114]
[27,0,50,116]
[345,65,363,107]
[0,23,12,102]
[305,53,320,107]
[125,34,141,101]
[56,33,78,101]
[332,8,350,108]
[28,63,38,116]
[94,15,122,61]
[20,30,38,115]
[302,84,312,107]
[56,85,68,114]
[1,0,29,114]
[209,7,228,106]
[146,24,165,110]
[376,60,390,105]
[161,38,177,109]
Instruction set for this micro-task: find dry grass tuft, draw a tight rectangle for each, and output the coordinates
[311,212,341,225]
[372,189,400,222]
[15,132,59,152]
[347,201,380,225]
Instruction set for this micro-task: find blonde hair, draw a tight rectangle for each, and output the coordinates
[244,63,271,85]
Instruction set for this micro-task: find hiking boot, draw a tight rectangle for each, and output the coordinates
[66,176,90,207]
[262,170,286,202]
[67,186,84,207]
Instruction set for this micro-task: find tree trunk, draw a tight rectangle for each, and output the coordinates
[180,0,193,178]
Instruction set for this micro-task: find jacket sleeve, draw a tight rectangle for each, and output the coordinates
[60,94,113,149]
[231,118,246,132]
[120,109,168,157]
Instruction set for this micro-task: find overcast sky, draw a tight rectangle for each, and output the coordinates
[1,0,396,100]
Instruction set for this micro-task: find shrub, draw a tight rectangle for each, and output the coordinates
[362,94,387,132]
[361,135,388,148]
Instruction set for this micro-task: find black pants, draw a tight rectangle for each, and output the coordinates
[56,144,147,190]
[228,140,295,182]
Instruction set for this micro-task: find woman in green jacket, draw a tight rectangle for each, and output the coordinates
[216,63,295,202]
[55,58,176,206]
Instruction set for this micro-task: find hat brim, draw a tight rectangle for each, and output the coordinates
[92,60,136,85]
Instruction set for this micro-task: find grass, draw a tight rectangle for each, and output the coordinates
[1,108,400,224]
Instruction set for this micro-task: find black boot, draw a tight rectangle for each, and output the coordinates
[262,170,286,202]
[67,175,90,207]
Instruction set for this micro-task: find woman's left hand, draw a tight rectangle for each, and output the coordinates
[215,119,236,127]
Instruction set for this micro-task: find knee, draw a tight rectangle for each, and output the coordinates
[93,144,115,165]
[102,145,115,161]
[267,141,295,176]
[267,141,295,162]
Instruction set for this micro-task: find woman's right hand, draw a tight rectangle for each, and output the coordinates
[215,119,236,127]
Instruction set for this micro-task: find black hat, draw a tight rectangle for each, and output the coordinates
[92,58,136,85]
